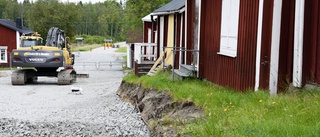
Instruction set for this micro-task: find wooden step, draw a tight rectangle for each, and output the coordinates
[173,69,189,77]
[180,64,197,74]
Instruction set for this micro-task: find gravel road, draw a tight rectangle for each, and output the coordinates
[0,43,151,137]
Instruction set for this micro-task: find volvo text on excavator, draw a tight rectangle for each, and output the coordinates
[11,27,78,85]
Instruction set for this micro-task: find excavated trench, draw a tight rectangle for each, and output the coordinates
[117,81,204,137]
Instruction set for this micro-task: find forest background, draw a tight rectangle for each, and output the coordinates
[0,0,171,43]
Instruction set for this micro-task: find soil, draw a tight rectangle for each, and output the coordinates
[117,81,204,137]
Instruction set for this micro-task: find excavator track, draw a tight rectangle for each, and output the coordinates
[57,69,77,85]
[11,69,37,85]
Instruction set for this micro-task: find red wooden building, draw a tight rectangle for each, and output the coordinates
[0,19,33,67]
[135,0,318,94]
[142,14,157,44]
[183,0,319,94]
[129,0,185,75]
[150,0,185,69]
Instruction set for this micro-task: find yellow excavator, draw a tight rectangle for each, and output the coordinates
[11,27,79,85]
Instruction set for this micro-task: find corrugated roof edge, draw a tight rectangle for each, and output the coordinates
[151,7,185,16]
[0,19,34,34]
[152,0,185,16]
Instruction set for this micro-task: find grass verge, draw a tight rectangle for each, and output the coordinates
[115,46,128,68]
[0,67,11,70]
[72,44,103,52]
[115,46,127,53]
[123,72,320,137]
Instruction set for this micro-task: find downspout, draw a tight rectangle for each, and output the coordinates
[172,12,178,81]
[293,0,305,87]
[179,13,184,69]
[197,0,201,77]
[184,0,188,65]
[142,19,145,43]
[151,15,155,43]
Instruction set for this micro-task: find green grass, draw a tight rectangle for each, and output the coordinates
[115,46,127,53]
[72,44,103,52]
[124,72,320,137]
[115,46,127,68]
[0,67,11,70]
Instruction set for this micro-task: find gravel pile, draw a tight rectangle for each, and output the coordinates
[0,44,151,137]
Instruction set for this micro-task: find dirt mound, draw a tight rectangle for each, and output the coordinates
[117,81,203,137]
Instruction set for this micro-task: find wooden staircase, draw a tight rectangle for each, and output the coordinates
[134,61,155,76]
[147,48,173,76]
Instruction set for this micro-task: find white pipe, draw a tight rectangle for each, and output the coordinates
[197,0,201,75]
[184,0,188,65]
[179,13,184,69]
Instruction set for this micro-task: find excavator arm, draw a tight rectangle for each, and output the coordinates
[45,27,65,48]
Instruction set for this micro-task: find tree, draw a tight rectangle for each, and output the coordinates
[27,0,80,39]
[124,0,171,34]
[0,0,169,42]
[0,0,7,18]
[1,0,20,21]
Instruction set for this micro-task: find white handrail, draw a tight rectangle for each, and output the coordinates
[134,43,157,63]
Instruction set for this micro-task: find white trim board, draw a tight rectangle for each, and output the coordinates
[269,0,283,95]
[293,0,305,88]
[255,0,264,91]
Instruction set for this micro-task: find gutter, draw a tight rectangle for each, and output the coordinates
[151,7,185,16]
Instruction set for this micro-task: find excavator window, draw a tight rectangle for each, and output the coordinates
[21,40,36,47]
[21,39,43,47]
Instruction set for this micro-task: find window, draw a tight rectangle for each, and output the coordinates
[0,46,8,63]
[218,0,240,57]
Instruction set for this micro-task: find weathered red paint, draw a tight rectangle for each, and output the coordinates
[199,0,259,91]
[186,0,195,65]
[303,0,320,85]
[0,25,17,67]
[277,0,295,91]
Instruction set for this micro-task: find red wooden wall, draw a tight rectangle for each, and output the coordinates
[199,0,259,91]
[186,0,195,65]
[143,21,157,43]
[278,0,295,91]
[0,25,16,67]
[303,0,320,85]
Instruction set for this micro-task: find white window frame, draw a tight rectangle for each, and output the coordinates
[218,0,240,58]
[0,46,8,63]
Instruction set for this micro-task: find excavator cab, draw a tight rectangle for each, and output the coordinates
[20,32,43,47]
